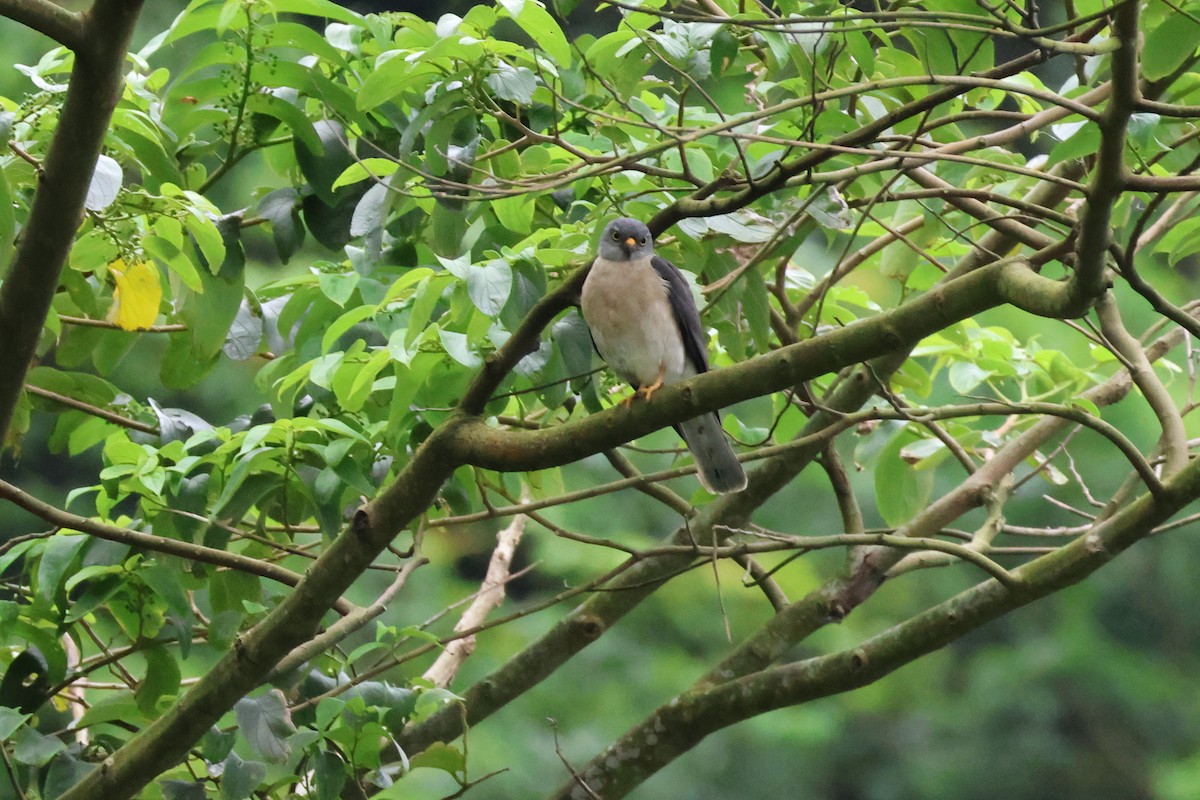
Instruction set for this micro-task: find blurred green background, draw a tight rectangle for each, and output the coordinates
[2,4,1199,799]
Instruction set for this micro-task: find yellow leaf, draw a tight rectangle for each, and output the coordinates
[107,259,162,331]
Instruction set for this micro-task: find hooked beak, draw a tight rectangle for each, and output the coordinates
[624,237,637,248]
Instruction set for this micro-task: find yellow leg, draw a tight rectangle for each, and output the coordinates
[638,369,666,401]
[626,364,667,405]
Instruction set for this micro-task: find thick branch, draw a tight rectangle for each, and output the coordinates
[395,346,913,757]
[1071,1,1138,300]
[552,446,1200,799]
[0,0,84,50]
[397,173,1083,758]
[0,0,144,447]
[547,309,1197,798]
[446,260,1077,472]
[58,420,465,800]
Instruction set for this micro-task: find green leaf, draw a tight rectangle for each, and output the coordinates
[485,61,537,105]
[135,645,182,716]
[245,93,321,154]
[302,184,370,250]
[318,271,361,308]
[295,120,353,205]
[44,751,94,799]
[1046,120,1099,165]
[357,57,438,110]
[184,212,226,276]
[257,188,305,264]
[875,431,935,527]
[263,0,363,24]
[349,181,391,241]
[493,193,534,234]
[84,154,122,211]
[439,329,481,368]
[409,742,465,777]
[1164,217,1200,266]
[223,300,265,360]
[234,690,296,763]
[180,215,246,359]
[463,259,513,317]
[220,751,267,800]
[0,707,30,741]
[12,726,65,767]
[948,361,992,394]
[313,750,347,800]
[378,267,434,308]
[0,168,15,255]
[741,269,771,353]
[1068,396,1100,417]
[321,304,374,352]
[35,533,88,607]
[332,158,399,190]
[502,0,571,65]
[160,780,207,800]
[335,348,391,411]
[77,695,144,728]
[1143,14,1200,81]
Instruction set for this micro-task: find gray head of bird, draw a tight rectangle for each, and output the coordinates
[598,217,654,262]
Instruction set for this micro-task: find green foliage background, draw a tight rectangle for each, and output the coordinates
[1,1,1199,798]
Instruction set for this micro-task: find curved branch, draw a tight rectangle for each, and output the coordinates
[396,168,1092,758]
[552,445,1200,799]
[446,260,1078,473]
[0,479,350,613]
[1095,294,1187,477]
[0,0,84,50]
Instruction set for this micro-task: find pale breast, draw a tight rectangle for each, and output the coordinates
[581,257,689,388]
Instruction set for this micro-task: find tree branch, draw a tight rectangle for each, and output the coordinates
[543,309,1198,798]
[396,167,1086,759]
[58,419,464,800]
[0,0,144,447]
[0,479,349,613]
[551,444,1200,799]
[1071,0,1138,300]
[1095,294,1187,477]
[0,0,84,50]
[24,384,158,435]
[267,557,427,682]
[446,259,1078,473]
[423,509,527,689]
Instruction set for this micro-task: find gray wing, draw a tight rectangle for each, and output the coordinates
[650,254,709,373]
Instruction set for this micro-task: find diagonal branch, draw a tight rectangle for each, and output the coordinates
[395,170,1083,760]
[543,305,1199,799]
[0,479,351,614]
[446,258,1078,473]
[550,441,1200,799]
[423,508,527,689]
[0,0,84,51]
[0,0,144,447]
